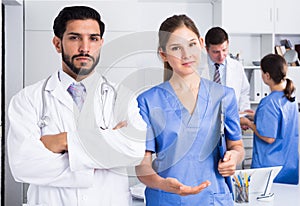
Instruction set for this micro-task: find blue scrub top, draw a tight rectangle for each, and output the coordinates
[251,91,299,185]
[137,79,241,206]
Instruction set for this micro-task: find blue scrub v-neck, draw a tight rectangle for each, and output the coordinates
[163,81,209,128]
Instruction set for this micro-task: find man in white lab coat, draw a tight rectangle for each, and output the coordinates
[201,27,253,127]
[7,6,145,206]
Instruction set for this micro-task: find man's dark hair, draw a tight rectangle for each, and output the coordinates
[205,26,228,47]
[53,6,105,39]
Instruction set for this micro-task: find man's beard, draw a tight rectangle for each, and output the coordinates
[62,49,100,76]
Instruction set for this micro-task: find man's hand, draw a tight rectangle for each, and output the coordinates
[113,120,127,130]
[40,132,68,153]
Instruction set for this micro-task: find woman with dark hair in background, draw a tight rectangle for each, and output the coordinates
[243,53,299,185]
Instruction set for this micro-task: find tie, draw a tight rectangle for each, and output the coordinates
[67,82,86,111]
[213,63,221,84]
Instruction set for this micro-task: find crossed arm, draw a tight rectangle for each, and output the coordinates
[40,121,128,153]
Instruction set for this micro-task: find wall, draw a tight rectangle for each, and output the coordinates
[24,0,213,87]
[3,2,24,206]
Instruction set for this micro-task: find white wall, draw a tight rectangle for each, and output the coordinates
[24,0,213,88]
[3,2,24,206]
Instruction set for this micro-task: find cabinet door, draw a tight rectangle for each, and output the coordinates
[222,0,273,33]
[275,0,300,34]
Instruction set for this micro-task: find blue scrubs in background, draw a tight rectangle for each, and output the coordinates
[251,91,299,185]
[137,79,241,206]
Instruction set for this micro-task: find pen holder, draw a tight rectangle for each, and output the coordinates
[234,185,249,203]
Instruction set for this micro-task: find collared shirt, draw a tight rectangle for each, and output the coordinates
[207,56,227,85]
[58,69,76,91]
[59,69,99,95]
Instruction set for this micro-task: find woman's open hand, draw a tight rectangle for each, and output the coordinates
[160,177,211,196]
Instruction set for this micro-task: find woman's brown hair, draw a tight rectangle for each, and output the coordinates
[261,54,296,102]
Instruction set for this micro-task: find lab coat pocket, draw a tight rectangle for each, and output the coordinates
[212,192,234,206]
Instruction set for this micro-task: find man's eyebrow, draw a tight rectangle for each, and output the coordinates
[66,32,101,37]
[66,32,80,36]
[90,34,101,37]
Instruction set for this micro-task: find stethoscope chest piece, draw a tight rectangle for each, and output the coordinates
[37,115,50,128]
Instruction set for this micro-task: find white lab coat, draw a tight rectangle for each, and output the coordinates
[7,71,145,206]
[201,57,250,111]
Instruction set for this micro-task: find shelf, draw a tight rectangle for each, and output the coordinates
[250,101,260,105]
[245,66,300,70]
[244,66,260,70]
[139,0,213,2]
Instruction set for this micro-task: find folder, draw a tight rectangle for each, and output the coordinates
[249,69,262,102]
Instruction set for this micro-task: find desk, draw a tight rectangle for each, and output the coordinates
[132,183,300,206]
[236,183,300,206]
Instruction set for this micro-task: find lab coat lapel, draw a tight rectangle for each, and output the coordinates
[45,72,73,111]
[225,58,240,94]
[199,65,210,80]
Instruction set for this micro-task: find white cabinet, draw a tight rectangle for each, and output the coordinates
[214,0,273,34]
[213,0,300,65]
[214,0,300,34]
[274,0,300,34]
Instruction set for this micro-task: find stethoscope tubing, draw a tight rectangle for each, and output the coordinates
[38,75,116,130]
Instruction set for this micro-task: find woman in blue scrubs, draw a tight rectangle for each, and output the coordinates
[135,15,245,206]
[243,54,299,185]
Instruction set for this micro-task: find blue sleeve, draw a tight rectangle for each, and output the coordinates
[255,99,279,138]
[137,94,156,152]
[224,87,242,141]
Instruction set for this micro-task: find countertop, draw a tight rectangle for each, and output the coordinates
[132,183,300,206]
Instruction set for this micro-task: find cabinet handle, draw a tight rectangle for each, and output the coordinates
[269,8,272,22]
[276,8,279,22]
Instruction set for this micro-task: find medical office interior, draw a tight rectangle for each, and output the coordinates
[1,0,300,205]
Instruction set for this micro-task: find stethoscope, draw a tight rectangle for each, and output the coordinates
[99,76,117,130]
[37,75,117,130]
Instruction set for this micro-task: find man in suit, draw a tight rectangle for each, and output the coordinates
[201,27,253,128]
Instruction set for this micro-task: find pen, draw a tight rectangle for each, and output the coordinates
[233,175,241,187]
[245,173,248,187]
[247,171,255,184]
[238,173,243,187]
